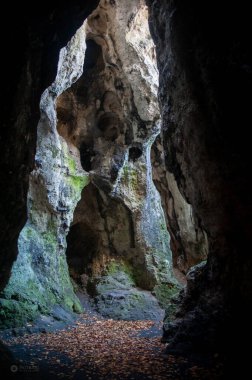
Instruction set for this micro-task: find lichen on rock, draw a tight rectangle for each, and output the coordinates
[1,0,179,327]
[58,0,179,320]
[89,260,165,321]
[1,21,90,328]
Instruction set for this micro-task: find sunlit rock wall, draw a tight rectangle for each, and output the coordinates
[56,0,178,319]
[1,24,90,327]
[1,0,178,326]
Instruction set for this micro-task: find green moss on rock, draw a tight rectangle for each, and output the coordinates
[122,164,139,190]
[66,154,77,173]
[1,222,82,329]
[105,260,134,281]
[90,259,164,321]
[153,283,180,310]
[63,143,90,194]
[67,175,89,193]
[0,298,39,329]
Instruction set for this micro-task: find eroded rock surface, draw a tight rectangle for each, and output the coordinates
[57,0,178,320]
[1,0,178,326]
[0,0,99,293]
[152,136,208,283]
[148,0,252,362]
[1,24,90,327]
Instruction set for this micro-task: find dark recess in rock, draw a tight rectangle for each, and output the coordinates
[129,146,143,161]
[83,39,104,72]
[80,142,95,172]
[66,222,99,277]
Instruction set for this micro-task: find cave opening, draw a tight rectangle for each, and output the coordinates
[66,222,99,279]
[56,3,185,320]
[1,0,251,378]
[0,0,209,373]
[79,142,95,172]
[0,0,208,331]
[83,39,103,72]
[129,146,143,161]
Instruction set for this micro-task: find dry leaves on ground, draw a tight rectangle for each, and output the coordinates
[5,314,222,379]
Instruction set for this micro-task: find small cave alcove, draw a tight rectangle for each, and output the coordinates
[80,141,95,172]
[66,222,99,280]
[83,39,104,72]
[129,146,143,161]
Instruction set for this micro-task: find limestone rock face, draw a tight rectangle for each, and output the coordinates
[1,0,177,326]
[148,0,252,357]
[1,24,90,326]
[57,0,178,319]
[151,136,208,283]
[0,0,99,293]
[91,261,164,321]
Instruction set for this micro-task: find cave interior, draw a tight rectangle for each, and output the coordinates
[0,0,251,378]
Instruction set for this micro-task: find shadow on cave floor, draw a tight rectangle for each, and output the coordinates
[0,289,223,380]
[0,307,223,380]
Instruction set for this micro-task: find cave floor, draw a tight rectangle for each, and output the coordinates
[1,312,222,380]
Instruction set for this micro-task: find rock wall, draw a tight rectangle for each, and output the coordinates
[0,0,251,371]
[1,0,178,326]
[56,0,178,319]
[148,0,252,359]
[0,0,99,292]
[1,23,90,327]
[151,136,208,283]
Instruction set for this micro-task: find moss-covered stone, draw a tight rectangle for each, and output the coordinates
[90,259,164,321]
[67,175,89,193]
[122,164,138,190]
[63,142,90,194]
[1,160,85,328]
[0,299,39,329]
[153,283,180,310]
[105,260,134,281]
[0,25,90,329]
[67,155,77,173]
